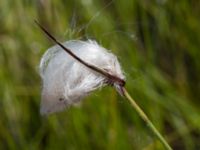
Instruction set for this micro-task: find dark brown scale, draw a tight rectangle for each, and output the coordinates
[59,98,65,101]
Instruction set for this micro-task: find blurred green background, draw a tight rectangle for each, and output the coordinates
[0,0,200,149]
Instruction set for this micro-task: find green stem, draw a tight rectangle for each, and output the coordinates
[122,87,172,150]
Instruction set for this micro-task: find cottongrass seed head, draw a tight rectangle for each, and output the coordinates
[39,40,125,115]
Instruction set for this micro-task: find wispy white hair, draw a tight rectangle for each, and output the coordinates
[39,40,125,115]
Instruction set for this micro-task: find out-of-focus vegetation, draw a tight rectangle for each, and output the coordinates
[0,0,200,149]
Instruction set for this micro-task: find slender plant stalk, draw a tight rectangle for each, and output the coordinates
[122,87,172,150]
[35,21,172,150]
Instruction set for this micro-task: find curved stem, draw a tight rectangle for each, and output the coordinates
[122,87,172,150]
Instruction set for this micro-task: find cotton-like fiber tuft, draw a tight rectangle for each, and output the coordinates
[39,40,125,115]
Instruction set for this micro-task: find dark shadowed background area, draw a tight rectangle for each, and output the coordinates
[0,0,200,149]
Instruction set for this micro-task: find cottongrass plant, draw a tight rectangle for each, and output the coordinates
[39,40,125,115]
[36,21,172,150]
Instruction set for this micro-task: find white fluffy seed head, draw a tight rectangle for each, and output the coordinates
[39,40,125,115]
